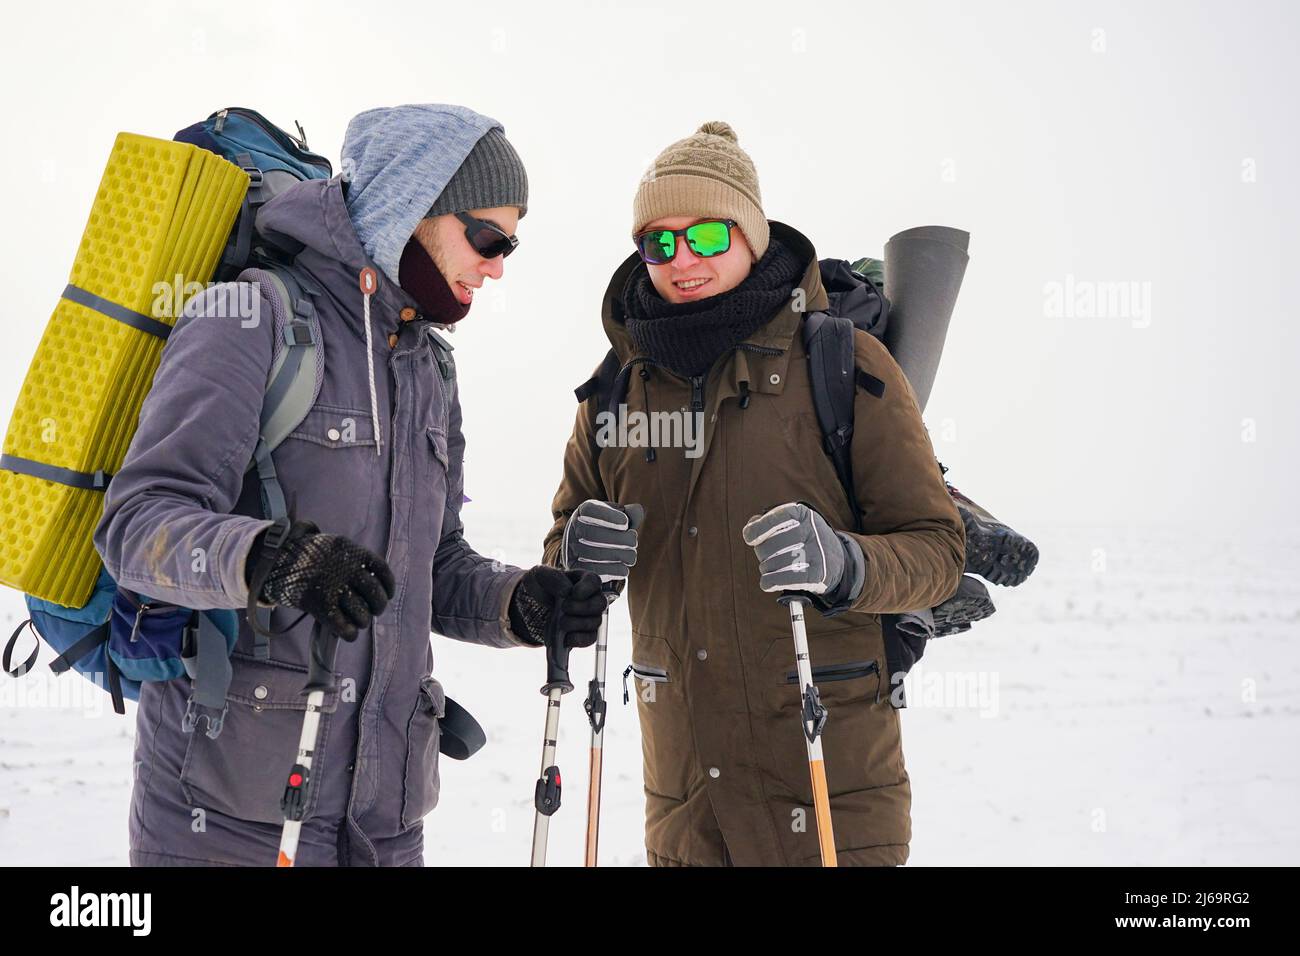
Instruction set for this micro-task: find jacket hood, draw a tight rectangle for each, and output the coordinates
[253,176,426,457]
[256,175,374,279]
[338,104,507,286]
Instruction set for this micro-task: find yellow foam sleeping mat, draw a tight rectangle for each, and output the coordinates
[0,133,248,607]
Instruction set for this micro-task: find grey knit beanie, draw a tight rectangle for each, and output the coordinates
[428,127,529,218]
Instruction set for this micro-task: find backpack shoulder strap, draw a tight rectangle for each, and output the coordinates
[574,348,622,406]
[802,311,885,534]
[238,264,323,657]
[574,349,624,461]
[255,266,322,455]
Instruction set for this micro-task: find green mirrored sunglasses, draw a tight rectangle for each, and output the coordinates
[633,219,737,265]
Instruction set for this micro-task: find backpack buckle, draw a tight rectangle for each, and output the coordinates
[261,516,293,552]
[181,698,228,740]
[823,426,851,456]
[283,321,316,346]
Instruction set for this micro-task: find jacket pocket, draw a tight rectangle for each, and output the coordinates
[401,675,445,829]
[285,403,379,450]
[782,659,880,686]
[623,661,670,700]
[276,403,380,540]
[179,654,337,825]
[426,426,450,471]
[764,653,883,716]
[425,427,452,541]
[627,633,691,801]
[762,643,903,800]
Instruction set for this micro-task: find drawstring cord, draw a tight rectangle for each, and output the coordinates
[640,367,656,463]
[358,268,382,458]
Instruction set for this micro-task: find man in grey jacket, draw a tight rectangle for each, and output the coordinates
[94,104,602,866]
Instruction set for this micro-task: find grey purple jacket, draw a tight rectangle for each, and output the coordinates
[93,112,529,865]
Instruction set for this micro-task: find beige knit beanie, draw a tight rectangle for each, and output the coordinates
[632,120,769,259]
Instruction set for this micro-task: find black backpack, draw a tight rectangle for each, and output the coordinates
[798,257,888,535]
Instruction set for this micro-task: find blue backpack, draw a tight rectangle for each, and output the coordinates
[2,107,332,739]
[174,107,333,281]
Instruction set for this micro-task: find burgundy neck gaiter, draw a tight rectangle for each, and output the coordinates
[397,238,471,325]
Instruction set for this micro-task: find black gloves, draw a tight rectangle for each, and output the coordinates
[509,566,606,649]
[247,520,396,640]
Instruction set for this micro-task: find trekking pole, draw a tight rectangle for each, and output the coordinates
[277,621,339,868]
[582,586,616,867]
[530,594,572,867]
[778,595,838,867]
[581,502,641,867]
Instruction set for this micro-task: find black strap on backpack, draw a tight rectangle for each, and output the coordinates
[44,621,126,715]
[573,349,622,408]
[804,307,934,707]
[574,349,625,460]
[3,619,42,679]
[801,311,886,535]
[219,151,269,282]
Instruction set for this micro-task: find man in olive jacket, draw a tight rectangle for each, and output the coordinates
[544,121,964,866]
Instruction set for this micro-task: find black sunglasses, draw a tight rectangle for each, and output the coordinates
[456,211,518,260]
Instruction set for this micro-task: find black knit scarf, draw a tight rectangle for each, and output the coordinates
[622,238,804,377]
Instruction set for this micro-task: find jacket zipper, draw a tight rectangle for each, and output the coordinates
[736,343,784,357]
[783,659,880,684]
[623,662,670,702]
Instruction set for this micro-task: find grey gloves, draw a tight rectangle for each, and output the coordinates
[562,500,643,584]
[741,502,865,613]
[559,499,863,616]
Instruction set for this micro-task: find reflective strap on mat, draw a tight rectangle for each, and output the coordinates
[0,453,111,490]
[61,284,173,341]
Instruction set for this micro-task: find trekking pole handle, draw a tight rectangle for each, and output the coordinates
[542,593,573,695]
[776,592,815,610]
[305,622,339,693]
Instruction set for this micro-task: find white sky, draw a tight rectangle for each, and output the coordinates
[1,0,1295,542]
[1,0,1297,872]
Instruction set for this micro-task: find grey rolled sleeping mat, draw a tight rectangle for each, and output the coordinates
[881,226,969,654]
[882,225,970,414]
